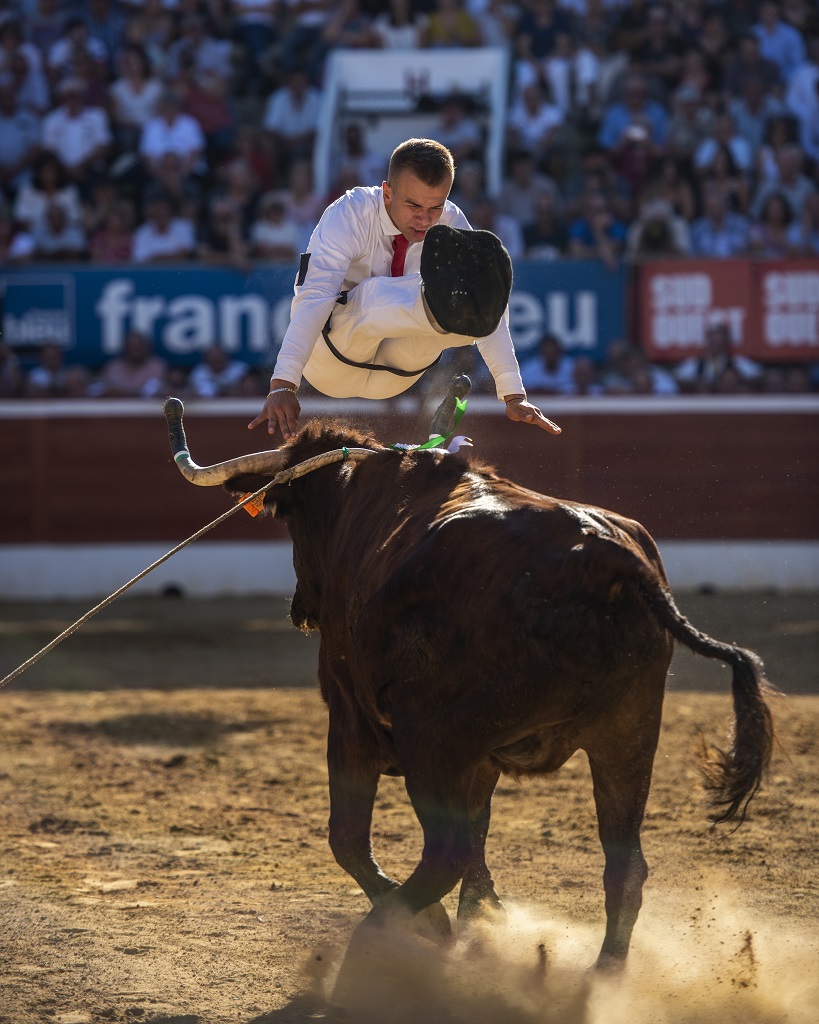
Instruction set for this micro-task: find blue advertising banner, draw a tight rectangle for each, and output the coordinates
[1,261,626,366]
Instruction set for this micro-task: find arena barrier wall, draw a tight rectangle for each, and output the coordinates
[1,396,817,597]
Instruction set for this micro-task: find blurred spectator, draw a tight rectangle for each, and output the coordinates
[278,158,323,252]
[230,0,279,95]
[723,32,782,97]
[322,0,381,49]
[32,202,88,260]
[728,77,786,157]
[519,334,575,394]
[232,124,278,192]
[609,122,655,206]
[250,192,300,261]
[786,191,819,255]
[601,340,677,395]
[696,144,751,214]
[28,0,65,60]
[497,149,562,225]
[696,7,732,85]
[334,123,386,190]
[631,3,684,97]
[81,0,128,74]
[24,343,90,398]
[94,329,169,398]
[131,192,196,263]
[214,160,261,235]
[82,176,120,237]
[566,356,604,397]
[568,190,627,269]
[198,196,250,269]
[644,156,696,222]
[506,82,564,167]
[188,346,250,398]
[109,44,163,154]
[754,114,799,184]
[373,0,427,49]
[0,74,40,195]
[674,322,763,394]
[625,197,690,258]
[563,145,632,222]
[278,0,332,85]
[752,0,806,84]
[174,51,235,168]
[13,151,83,231]
[139,89,206,179]
[598,72,668,152]
[434,95,483,165]
[614,0,653,57]
[167,15,233,84]
[262,68,322,182]
[421,0,482,48]
[0,340,24,397]
[46,17,108,88]
[142,151,204,222]
[748,192,796,258]
[41,77,112,188]
[522,190,568,260]
[751,144,816,219]
[468,193,524,258]
[690,182,750,257]
[665,85,714,162]
[0,210,35,265]
[448,160,485,219]
[0,16,50,114]
[90,199,136,263]
[694,111,754,177]
[513,0,570,61]
[786,32,819,161]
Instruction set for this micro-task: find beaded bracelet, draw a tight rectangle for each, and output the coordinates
[268,387,297,397]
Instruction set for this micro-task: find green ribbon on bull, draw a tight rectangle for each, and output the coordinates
[388,397,468,452]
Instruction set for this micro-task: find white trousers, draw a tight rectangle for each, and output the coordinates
[302,274,476,399]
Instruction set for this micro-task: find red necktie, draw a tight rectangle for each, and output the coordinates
[391,233,409,276]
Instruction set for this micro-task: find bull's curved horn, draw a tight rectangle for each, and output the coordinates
[163,397,288,486]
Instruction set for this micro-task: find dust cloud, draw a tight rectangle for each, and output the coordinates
[308,885,818,1024]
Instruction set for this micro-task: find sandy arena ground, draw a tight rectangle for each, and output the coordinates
[0,592,817,1024]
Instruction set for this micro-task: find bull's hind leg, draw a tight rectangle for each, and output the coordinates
[587,717,661,969]
[458,760,504,921]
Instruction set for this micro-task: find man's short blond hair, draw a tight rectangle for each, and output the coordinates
[387,138,455,187]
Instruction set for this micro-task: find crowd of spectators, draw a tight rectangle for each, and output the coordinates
[0,0,817,397]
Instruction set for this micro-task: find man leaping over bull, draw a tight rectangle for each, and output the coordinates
[248,137,561,440]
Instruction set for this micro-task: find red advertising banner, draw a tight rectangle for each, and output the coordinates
[637,259,819,362]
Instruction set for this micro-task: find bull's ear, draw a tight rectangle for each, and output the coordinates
[222,473,274,496]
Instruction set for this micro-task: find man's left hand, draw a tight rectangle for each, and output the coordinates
[504,396,561,435]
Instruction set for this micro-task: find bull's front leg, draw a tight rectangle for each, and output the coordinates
[326,699,398,903]
[458,759,504,921]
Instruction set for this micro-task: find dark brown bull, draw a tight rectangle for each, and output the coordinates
[163,396,775,968]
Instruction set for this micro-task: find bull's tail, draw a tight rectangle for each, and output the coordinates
[637,573,776,826]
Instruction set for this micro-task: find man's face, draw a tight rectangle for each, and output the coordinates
[382,170,452,243]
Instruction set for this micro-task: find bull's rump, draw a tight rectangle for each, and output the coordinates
[339,497,674,766]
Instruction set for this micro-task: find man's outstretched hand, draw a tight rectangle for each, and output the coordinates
[247,380,301,440]
[504,396,561,435]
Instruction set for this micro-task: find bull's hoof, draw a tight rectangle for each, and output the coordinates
[414,900,452,944]
[593,949,628,973]
[364,898,452,945]
[457,891,505,924]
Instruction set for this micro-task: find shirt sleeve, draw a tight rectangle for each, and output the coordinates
[272,194,371,385]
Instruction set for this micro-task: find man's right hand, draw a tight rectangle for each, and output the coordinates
[247,380,301,439]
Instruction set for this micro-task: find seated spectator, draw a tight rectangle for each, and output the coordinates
[785,32,819,162]
[497,150,562,226]
[625,197,690,258]
[568,190,627,269]
[597,72,668,153]
[448,160,485,220]
[786,191,819,255]
[132,192,196,263]
[166,14,233,84]
[631,3,684,98]
[90,199,136,264]
[41,77,112,188]
[695,144,751,214]
[467,193,524,259]
[173,51,235,168]
[542,31,600,118]
[0,16,50,114]
[694,112,754,178]
[81,0,127,75]
[748,192,795,258]
[249,192,300,261]
[262,68,322,182]
[29,0,66,60]
[82,175,119,237]
[278,158,323,253]
[333,123,386,191]
[0,210,35,265]
[601,340,678,395]
[751,144,817,220]
[522,190,568,260]
[519,334,575,395]
[644,156,696,222]
[723,32,782,97]
[609,122,655,206]
[277,0,331,86]
[421,0,482,48]
[0,73,40,194]
[188,346,250,398]
[322,0,381,49]
[46,16,108,89]
[674,322,763,394]
[232,124,278,192]
[109,44,163,154]
[0,339,24,397]
[214,159,261,236]
[142,151,204,223]
[24,343,90,398]
[665,84,714,162]
[562,145,631,222]
[728,77,786,157]
[566,356,604,397]
[434,95,483,165]
[513,0,570,61]
[32,202,88,261]
[94,330,169,398]
[506,82,564,168]
[372,0,427,49]
[752,0,806,84]
[229,0,280,94]
[139,88,206,180]
[198,197,250,270]
[755,114,800,184]
[690,183,750,257]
